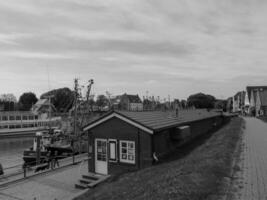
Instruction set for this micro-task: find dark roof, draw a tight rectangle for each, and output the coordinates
[122,94,142,103]
[83,109,221,133]
[247,86,267,106]
[259,90,267,106]
[247,86,267,100]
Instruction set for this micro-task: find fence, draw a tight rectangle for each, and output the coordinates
[0,153,89,187]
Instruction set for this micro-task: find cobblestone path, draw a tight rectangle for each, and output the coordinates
[230,117,267,200]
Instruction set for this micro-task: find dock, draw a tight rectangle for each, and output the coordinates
[0,154,89,200]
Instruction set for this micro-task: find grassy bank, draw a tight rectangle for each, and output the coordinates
[76,117,244,200]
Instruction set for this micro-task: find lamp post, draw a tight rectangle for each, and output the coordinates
[36,132,43,165]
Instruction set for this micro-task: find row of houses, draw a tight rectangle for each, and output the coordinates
[227,86,267,117]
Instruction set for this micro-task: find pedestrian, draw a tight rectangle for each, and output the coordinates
[0,163,4,175]
[46,151,52,170]
[53,151,60,168]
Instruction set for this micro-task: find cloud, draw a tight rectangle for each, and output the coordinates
[0,0,267,100]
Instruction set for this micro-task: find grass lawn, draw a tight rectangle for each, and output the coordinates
[76,117,244,200]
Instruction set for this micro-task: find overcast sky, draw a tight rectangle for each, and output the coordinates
[1,0,267,101]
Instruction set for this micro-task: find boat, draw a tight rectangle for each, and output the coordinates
[23,132,53,165]
[22,129,76,166]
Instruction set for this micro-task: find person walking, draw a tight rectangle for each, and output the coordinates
[0,163,4,175]
[53,151,60,168]
[46,151,52,170]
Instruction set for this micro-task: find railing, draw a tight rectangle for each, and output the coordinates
[0,153,89,187]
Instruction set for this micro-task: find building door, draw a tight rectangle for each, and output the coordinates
[95,139,108,175]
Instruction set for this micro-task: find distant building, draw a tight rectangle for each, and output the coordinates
[247,86,267,116]
[110,96,121,110]
[226,97,233,112]
[31,99,56,118]
[0,103,4,112]
[232,91,246,113]
[0,111,60,131]
[119,94,143,111]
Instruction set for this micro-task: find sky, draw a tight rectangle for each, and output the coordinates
[1,0,267,101]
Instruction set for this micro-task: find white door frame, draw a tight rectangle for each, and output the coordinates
[95,138,108,175]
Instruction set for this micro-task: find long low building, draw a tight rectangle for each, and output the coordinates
[83,109,226,175]
[0,111,61,133]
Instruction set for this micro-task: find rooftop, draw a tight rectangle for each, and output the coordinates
[122,94,142,103]
[84,109,222,133]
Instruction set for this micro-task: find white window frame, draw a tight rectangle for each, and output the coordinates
[108,139,117,162]
[119,140,135,164]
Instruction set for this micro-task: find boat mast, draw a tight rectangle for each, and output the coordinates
[43,94,54,133]
[80,79,94,127]
[73,78,79,137]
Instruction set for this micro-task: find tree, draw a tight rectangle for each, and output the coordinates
[40,88,74,112]
[0,93,17,111]
[180,99,187,109]
[96,95,108,109]
[18,92,38,111]
[214,100,227,111]
[187,93,216,109]
[88,96,95,111]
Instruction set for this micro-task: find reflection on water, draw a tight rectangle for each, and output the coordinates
[0,138,33,168]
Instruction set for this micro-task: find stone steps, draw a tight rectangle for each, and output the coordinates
[75,173,110,190]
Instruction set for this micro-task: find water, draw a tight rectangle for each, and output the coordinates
[0,138,33,169]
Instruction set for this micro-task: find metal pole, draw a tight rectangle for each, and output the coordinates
[88,132,90,173]
[36,136,41,165]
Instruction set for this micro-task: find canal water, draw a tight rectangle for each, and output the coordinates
[0,138,33,169]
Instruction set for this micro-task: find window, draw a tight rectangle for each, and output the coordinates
[109,140,117,162]
[119,140,135,164]
[96,140,107,161]
[9,116,15,121]
[16,116,21,120]
[29,116,34,120]
[2,116,7,121]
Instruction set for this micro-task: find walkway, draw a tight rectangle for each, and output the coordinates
[230,117,267,200]
[0,160,88,200]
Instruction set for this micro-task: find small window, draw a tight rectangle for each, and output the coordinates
[22,115,28,120]
[16,116,21,120]
[9,116,15,121]
[9,125,15,129]
[109,140,117,162]
[119,140,135,164]
[15,125,21,128]
[2,116,7,121]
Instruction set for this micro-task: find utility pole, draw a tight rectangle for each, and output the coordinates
[72,78,79,163]
[43,95,54,134]
[73,78,79,138]
[168,95,171,110]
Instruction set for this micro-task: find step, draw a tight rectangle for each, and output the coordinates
[79,179,92,184]
[88,175,111,188]
[75,183,88,190]
[82,175,99,181]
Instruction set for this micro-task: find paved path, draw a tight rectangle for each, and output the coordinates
[0,161,87,200]
[0,153,88,187]
[230,117,267,200]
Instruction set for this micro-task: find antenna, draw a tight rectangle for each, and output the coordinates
[46,65,51,91]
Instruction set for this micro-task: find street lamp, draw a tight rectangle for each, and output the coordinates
[36,132,43,165]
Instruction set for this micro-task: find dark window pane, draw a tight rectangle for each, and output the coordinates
[121,142,127,147]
